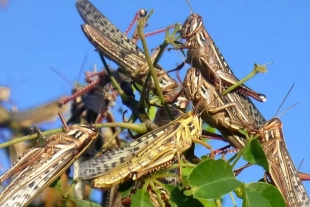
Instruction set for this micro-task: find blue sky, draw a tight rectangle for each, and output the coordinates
[1,0,310,206]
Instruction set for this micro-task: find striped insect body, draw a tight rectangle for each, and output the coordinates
[260,119,310,207]
[79,110,203,188]
[0,123,98,206]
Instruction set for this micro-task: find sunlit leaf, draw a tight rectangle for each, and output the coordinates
[188,159,242,199]
[163,184,204,207]
[242,183,285,207]
[131,189,154,207]
[242,139,269,171]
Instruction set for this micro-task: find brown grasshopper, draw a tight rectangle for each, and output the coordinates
[0,114,99,206]
[259,118,310,207]
[177,12,267,129]
[184,67,310,206]
[183,67,254,148]
[75,0,185,107]
[178,12,266,103]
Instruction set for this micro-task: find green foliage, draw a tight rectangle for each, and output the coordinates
[131,189,155,207]
[188,160,242,199]
[242,139,269,171]
[241,183,286,207]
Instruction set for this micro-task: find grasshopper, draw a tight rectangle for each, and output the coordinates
[78,110,210,188]
[183,67,254,148]
[259,118,310,207]
[0,115,98,206]
[184,67,310,206]
[76,0,184,106]
[179,13,266,103]
[177,13,267,129]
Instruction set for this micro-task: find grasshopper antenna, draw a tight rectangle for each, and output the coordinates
[50,68,72,86]
[276,102,299,119]
[298,158,305,171]
[186,0,194,14]
[273,83,298,118]
[51,54,88,87]
[77,54,88,81]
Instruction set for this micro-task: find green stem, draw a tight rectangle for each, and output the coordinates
[229,152,243,169]
[94,122,147,134]
[99,129,122,151]
[222,62,270,96]
[101,53,157,130]
[153,24,181,66]
[0,122,147,148]
[215,198,222,207]
[137,72,150,111]
[0,128,62,148]
[143,179,150,191]
[229,192,237,207]
[137,10,173,120]
[64,178,80,198]
[149,180,166,207]
[152,173,176,180]
[137,25,180,119]
[100,54,128,103]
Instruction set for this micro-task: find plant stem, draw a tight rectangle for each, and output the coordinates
[222,62,270,96]
[137,10,173,120]
[0,122,147,148]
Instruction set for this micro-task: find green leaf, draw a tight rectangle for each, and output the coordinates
[131,189,154,207]
[242,139,269,171]
[204,125,217,134]
[188,159,242,199]
[183,188,193,197]
[163,184,204,207]
[200,155,212,161]
[181,166,194,188]
[182,165,195,177]
[148,105,156,120]
[242,182,285,207]
[198,198,219,207]
[73,199,101,207]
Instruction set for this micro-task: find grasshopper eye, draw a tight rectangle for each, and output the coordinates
[197,16,202,23]
[195,69,200,77]
[139,9,147,17]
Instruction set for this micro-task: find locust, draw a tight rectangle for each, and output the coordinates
[183,67,254,148]
[0,114,98,206]
[78,110,210,188]
[179,12,266,102]
[75,0,184,106]
[184,67,310,206]
[259,118,310,207]
[178,12,267,128]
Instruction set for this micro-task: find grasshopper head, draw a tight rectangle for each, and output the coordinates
[183,67,202,101]
[180,14,204,39]
[69,124,98,140]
